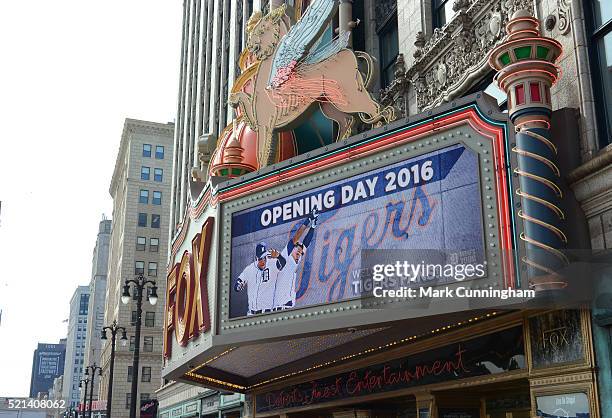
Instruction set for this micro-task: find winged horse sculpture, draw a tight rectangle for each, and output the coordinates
[229,0,396,167]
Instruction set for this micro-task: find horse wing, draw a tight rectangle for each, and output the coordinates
[302,31,350,66]
[268,0,337,88]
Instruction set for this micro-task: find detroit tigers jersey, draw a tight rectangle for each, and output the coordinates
[273,246,299,307]
[237,258,281,312]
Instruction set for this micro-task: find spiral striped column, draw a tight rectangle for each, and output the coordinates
[489,10,568,291]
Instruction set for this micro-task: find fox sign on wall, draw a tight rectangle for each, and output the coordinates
[163,218,214,358]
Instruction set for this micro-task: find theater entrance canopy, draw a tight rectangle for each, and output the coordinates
[160,94,544,394]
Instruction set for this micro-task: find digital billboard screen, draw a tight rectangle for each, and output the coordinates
[229,144,485,318]
[29,343,65,397]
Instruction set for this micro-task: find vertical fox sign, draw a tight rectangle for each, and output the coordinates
[164,217,214,358]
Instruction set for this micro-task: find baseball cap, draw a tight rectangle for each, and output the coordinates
[255,242,267,259]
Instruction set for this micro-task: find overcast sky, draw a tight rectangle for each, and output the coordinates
[0,1,181,396]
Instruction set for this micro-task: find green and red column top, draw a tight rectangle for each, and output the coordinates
[489,10,568,292]
[489,9,562,126]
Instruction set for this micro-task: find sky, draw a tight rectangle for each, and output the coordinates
[0,1,181,396]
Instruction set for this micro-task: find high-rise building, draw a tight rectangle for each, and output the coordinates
[98,119,174,417]
[61,286,90,408]
[159,1,253,413]
[29,340,66,398]
[82,217,112,402]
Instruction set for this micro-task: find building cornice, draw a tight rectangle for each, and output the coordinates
[109,119,175,197]
[568,146,612,216]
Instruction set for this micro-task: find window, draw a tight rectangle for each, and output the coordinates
[139,189,149,204]
[79,294,89,315]
[138,213,147,227]
[135,261,144,275]
[149,238,159,252]
[433,0,457,28]
[141,367,151,382]
[152,191,162,205]
[154,168,163,182]
[131,310,137,326]
[155,145,165,159]
[588,0,612,145]
[143,337,153,352]
[145,312,155,327]
[125,393,131,409]
[141,166,150,180]
[127,366,133,382]
[140,393,150,402]
[136,237,146,251]
[378,13,399,89]
[129,336,135,352]
[151,214,160,229]
[148,262,158,277]
[143,144,152,158]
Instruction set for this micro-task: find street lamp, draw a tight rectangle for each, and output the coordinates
[78,378,89,418]
[84,364,102,418]
[63,406,77,418]
[101,320,127,418]
[122,274,158,418]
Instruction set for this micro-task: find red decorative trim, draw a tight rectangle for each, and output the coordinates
[530,82,541,102]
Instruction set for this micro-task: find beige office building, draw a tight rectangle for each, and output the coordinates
[82,217,112,412]
[98,119,174,417]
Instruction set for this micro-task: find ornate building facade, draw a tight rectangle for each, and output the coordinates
[161,0,611,417]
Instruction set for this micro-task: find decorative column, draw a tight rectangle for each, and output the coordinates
[489,10,568,291]
[338,0,358,47]
[191,133,216,183]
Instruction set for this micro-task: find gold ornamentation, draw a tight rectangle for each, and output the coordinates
[231,4,395,167]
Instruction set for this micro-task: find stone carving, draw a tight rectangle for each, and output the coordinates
[381,0,535,113]
[557,0,571,35]
[380,53,408,116]
[191,133,217,184]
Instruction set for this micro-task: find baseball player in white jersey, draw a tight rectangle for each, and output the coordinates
[234,242,286,315]
[273,210,319,311]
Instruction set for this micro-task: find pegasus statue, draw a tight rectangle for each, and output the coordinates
[229,0,396,167]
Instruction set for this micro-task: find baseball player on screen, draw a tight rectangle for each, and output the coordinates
[273,209,319,311]
[234,242,286,315]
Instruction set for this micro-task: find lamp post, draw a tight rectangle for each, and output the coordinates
[121,274,158,418]
[63,406,77,418]
[78,378,89,418]
[84,364,102,418]
[101,320,127,418]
